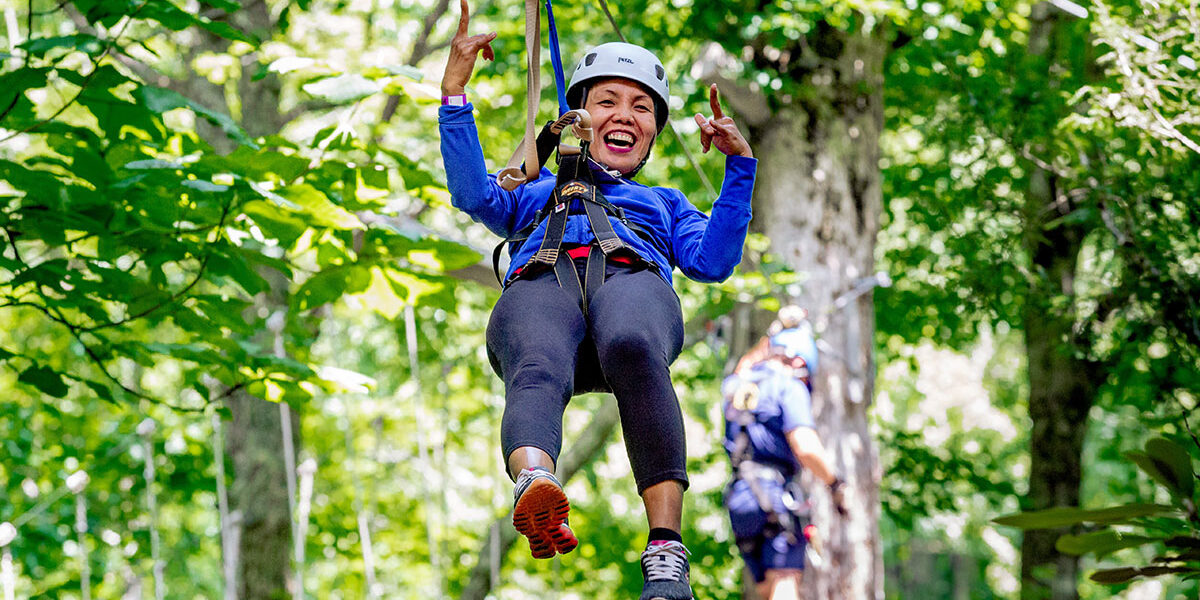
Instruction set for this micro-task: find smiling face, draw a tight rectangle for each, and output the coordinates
[583,78,658,175]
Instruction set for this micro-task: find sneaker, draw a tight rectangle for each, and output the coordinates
[512,467,578,559]
[639,540,692,600]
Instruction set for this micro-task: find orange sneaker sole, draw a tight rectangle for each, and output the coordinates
[512,478,577,558]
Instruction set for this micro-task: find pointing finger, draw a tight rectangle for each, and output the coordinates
[708,84,724,120]
[457,0,471,36]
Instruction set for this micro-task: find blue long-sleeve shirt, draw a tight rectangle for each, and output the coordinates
[438,103,756,286]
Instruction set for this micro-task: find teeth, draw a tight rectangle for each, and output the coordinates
[605,132,635,145]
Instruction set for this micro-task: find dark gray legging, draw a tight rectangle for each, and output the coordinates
[486,259,688,494]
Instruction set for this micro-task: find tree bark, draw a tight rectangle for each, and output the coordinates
[226,386,300,599]
[747,23,886,600]
[1017,5,1097,599]
[181,2,295,597]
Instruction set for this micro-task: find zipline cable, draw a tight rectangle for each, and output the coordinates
[498,0,544,190]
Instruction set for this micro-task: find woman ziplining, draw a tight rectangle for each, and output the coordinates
[438,0,756,597]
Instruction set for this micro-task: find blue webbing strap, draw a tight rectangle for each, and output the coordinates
[544,0,569,115]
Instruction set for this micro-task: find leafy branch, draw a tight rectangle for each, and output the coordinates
[83,196,237,333]
[996,436,1200,585]
[0,0,148,143]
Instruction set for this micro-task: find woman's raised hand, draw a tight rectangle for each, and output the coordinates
[693,84,753,158]
[441,0,497,96]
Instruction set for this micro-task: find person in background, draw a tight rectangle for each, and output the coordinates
[722,306,845,600]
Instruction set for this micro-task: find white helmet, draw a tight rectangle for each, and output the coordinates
[566,42,670,132]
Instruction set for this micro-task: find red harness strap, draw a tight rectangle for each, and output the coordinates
[566,246,634,263]
[512,244,634,277]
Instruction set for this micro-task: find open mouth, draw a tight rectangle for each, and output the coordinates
[603,131,637,153]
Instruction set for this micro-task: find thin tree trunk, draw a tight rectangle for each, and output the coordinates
[1017,5,1097,599]
[749,23,886,600]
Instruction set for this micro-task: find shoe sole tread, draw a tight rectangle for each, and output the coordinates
[513,478,576,558]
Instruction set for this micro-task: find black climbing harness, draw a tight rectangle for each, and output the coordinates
[726,379,812,553]
[491,110,656,319]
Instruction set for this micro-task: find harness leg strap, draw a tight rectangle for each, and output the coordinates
[552,253,586,318]
[583,245,605,314]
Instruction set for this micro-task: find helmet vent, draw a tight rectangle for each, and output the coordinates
[584,53,597,66]
[655,65,665,80]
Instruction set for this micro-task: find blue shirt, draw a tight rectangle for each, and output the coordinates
[722,362,815,480]
[438,103,756,285]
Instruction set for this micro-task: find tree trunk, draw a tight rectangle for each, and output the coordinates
[226,387,300,599]
[1017,5,1097,599]
[182,1,295,597]
[747,23,886,600]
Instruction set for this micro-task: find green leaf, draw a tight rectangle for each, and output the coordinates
[301,74,382,103]
[384,149,444,191]
[371,64,424,80]
[20,34,105,56]
[139,0,198,30]
[18,365,69,398]
[356,266,405,319]
[83,379,115,403]
[993,504,1177,529]
[1125,449,1193,501]
[278,184,363,229]
[202,147,308,181]
[406,239,483,272]
[293,266,352,311]
[1055,531,1159,558]
[136,86,256,148]
[380,77,439,103]
[312,124,359,152]
[315,365,376,394]
[242,200,309,247]
[206,252,268,295]
[143,342,221,364]
[1165,536,1200,549]
[1090,565,1199,584]
[1144,438,1197,500]
[182,179,230,193]
[124,158,186,170]
[195,17,256,44]
[268,56,320,75]
[0,347,15,361]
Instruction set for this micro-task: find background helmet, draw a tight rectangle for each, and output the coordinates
[566,42,670,133]
[769,329,813,361]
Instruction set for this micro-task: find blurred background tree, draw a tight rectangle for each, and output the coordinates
[0,0,1196,598]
